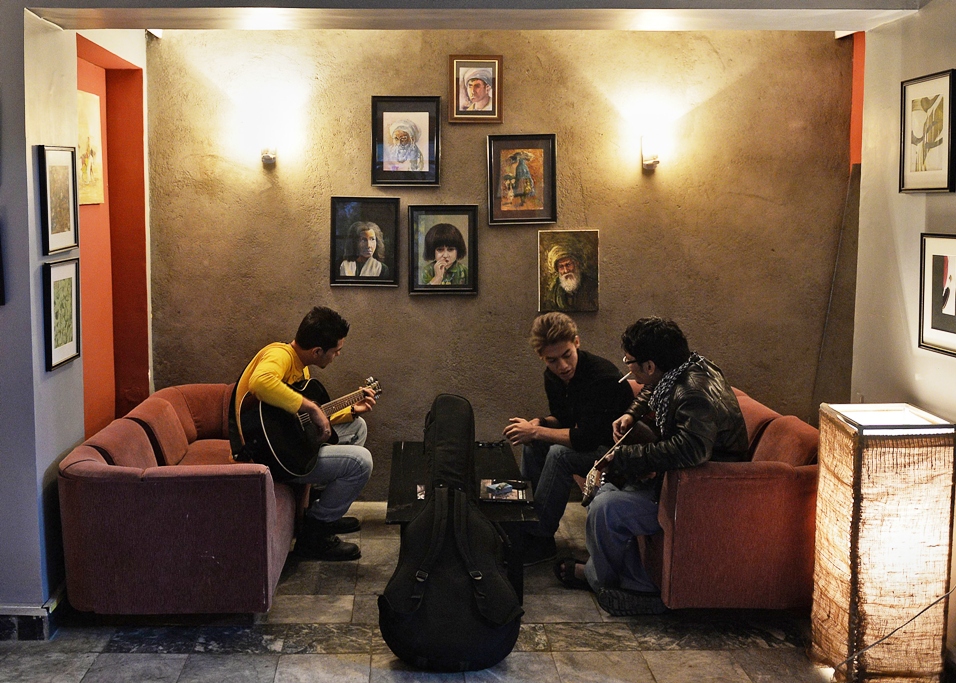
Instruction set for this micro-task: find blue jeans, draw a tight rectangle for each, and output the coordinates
[583,483,661,593]
[292,417,372,523]
[521,440,603,538]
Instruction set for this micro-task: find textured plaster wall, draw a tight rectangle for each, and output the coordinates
[148,29,852,498]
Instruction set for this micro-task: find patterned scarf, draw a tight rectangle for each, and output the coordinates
[648,352,703,434]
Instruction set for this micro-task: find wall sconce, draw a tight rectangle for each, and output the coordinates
[261,147,276,167]
[812,403,955,682]
[641,136,660,171]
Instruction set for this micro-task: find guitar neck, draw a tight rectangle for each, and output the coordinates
[321,388,367,417]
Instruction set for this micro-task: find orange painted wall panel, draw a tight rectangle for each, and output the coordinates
[77,57,115,438]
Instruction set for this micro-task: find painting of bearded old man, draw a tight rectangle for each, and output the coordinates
[538,230,599,312]
[384,117,426,172]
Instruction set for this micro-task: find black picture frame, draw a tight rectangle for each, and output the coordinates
[43,257,81,370]
[487,133,557,225]
[38,145,80,254]
[449,55,502,124]
[919,233,956,356]
[408,204,478,295]
[372,96,441,186]
[330,197,400,287]
[900,70,956,193]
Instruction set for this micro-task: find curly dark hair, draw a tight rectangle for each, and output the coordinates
[621,317,690,372]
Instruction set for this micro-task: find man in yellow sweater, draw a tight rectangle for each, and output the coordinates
[231,306,376,561]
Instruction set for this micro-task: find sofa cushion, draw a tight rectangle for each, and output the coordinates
[126,397,189,466]
[752,415,819,466]
[734,391,782,458]
[83,418,158,469]
[178,439,235,467]
[153,383,233,443]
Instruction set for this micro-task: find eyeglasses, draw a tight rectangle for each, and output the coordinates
[623,356,640,366]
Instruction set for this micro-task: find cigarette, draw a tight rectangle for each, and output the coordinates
[618,372,633,383]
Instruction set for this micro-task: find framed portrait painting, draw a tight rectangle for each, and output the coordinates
[43,257,81,370]
[330,197,400,287]
[919,233,956,356]
[901,70,956,192]
[372,96,440,186]
[408,205,478,295]
[38,145,79,254]
[449,55,502,124]
[487,134,557,225]
[538,229,599,313]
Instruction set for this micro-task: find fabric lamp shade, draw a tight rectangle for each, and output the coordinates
[812,403,956,683]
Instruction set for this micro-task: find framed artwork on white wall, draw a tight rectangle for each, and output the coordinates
[43,257,81,370]
[919,233,956,357]
[901,70,956,193]
[38,145,80,254]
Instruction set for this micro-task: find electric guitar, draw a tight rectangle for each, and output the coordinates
[240,377,382,481]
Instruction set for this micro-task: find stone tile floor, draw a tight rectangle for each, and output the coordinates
[0,501,833,682]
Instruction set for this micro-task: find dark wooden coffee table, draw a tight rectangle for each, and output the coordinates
[386,441,539,600]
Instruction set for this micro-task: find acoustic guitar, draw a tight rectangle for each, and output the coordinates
[240,376,382,481]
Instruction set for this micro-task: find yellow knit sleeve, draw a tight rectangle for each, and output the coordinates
[248,347,304,414]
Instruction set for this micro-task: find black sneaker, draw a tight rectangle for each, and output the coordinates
[522,534,558,567]
[294,533,361,561]
[316,516,361,534]
[596,587,667,616]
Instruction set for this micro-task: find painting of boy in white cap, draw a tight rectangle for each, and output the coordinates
[460,68,493,111]
[449,56,502,123]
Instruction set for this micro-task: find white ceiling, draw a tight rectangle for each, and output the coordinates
[30,1,924,32]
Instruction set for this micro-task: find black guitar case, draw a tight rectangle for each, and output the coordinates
[378,394,523,672]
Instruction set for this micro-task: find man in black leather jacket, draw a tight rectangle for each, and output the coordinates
[570,317,748,616]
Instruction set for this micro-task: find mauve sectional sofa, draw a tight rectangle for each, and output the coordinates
[58,383,296,614]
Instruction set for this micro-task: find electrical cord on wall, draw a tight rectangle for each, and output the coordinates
[825,585,956,682]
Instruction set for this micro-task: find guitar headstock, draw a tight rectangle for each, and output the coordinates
[363,376,383,398]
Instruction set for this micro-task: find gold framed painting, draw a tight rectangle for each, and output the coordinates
[449,55,502,124]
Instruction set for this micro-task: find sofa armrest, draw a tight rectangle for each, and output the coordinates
[58,460,288,614]
[655,460,818,610]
